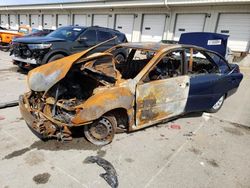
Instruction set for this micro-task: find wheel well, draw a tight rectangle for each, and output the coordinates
[47,52,68,62]
[225,93,228,99]
[105,108,129,131]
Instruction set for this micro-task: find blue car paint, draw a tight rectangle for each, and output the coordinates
[178,32,243,112]
[179,32,229,58]
[185,67,243,113]
[185,74,221,112]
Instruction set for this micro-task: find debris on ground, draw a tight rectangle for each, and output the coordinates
[33,172,51,184]
[84,156,118,188]
[0,115,5,120]
[183,131,195,137]
[0,100,19,109]
[170,124,181,129]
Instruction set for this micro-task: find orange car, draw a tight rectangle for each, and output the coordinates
[0,26,32,51]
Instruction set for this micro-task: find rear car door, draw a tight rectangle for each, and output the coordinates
[184,48,229,112]
[96,29,115,52]
[135,50,190,128]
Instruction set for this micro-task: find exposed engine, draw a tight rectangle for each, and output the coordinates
[26,65,113,141]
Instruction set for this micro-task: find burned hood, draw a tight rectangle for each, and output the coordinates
[14,36,65,44]
[28,51,87,92]
[28,37,119,92]
[28,53,120,92]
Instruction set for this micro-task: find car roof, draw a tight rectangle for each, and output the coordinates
[90,26,121,33]
[60,26,86,30]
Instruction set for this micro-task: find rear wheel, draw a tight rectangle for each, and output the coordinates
[208,95,225,113]
[84,115,117,146]
[48,54,65,63]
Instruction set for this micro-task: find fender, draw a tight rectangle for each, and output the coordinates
[41,49,70,64]
[71,87,134,124]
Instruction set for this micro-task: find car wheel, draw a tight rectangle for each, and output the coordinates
[208,95,225,113]
[84,114,117,146]
[1,48,9,52]
[115,54,125,64]
[48,54,65,63]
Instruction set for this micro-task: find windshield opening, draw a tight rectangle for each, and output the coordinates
[110,47,155,79]
[18,28,29,34]
[47,27,85,41]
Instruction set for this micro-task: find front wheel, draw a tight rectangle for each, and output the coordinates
[208,95,225,113]
[84,115,117,146]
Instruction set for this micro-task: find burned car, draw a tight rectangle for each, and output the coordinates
[19,41,243,145]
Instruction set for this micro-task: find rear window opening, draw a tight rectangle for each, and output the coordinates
[186,48,220,75]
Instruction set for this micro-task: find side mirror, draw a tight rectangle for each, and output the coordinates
[77,36,88,44]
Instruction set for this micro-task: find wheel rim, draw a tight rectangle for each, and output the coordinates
[86,117,114,145]
[213,96,224,110]
[115,54,125,64]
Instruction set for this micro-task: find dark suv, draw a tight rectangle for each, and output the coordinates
[10,26,127,69]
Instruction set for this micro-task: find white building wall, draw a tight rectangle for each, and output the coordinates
[0,3,249,51]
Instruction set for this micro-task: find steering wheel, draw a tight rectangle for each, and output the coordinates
[155,67,168,79]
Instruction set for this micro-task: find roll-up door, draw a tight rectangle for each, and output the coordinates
[216,13,250,52]
[141,14,166,42]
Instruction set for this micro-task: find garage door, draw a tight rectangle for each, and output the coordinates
[216,13,250,52]
[19,14,28,26]
[141,14,166,42]
[57,14,69,27]
[115,14,134,42]
[30,14,39,28]
[93,15,109,28]
[1,15,8,28]
[174,14,206,41]
[74,14,87,26]
[43,14,53,29]
[9,14,18,30]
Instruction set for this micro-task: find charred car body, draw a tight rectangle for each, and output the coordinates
[10,26,127,69]
[19,41,243,145]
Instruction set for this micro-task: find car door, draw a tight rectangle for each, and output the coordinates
[205,51,243,99]
[184,48,227,112]
[71,29,97,53]
[135,50,190,128]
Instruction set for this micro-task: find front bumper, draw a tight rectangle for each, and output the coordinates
[19,94,80,141]
[19,95,45,138]
[11,55,37,65]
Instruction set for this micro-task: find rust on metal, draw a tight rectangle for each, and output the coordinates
[20,41,189,144]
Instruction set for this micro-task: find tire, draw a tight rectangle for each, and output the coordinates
[208,95,225,113]
[84,114,117,146]
[47,54,65,63]
[1,47,9,52]
[115,53,125,64]
[14,61,29,72]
